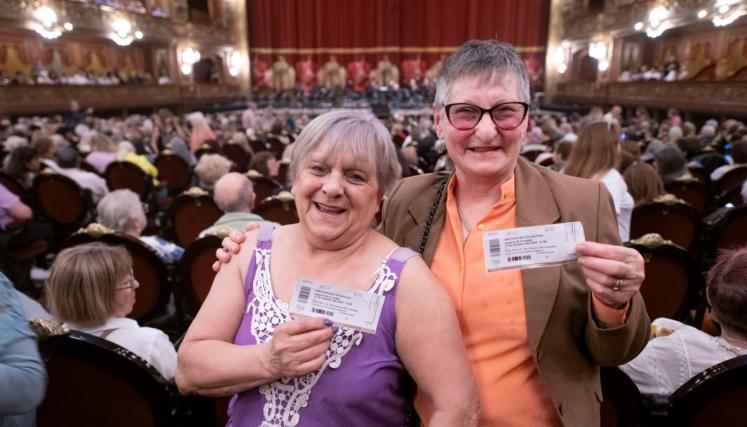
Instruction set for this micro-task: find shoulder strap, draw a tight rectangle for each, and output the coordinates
[255,224,275,249]
[418,173,451,255]
[98,328,117,339]
[384,247,419,279]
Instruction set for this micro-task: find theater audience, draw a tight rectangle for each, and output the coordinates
[621,246,747,394]
[32,136,61,172]
[248,150,280,179]
[0,273,47,427]
[550,139,573,172]
[96,189,184,263]
[46,243,177,379]
[711,139,747,182]
[56,147,108,203]
[199,173,277,238]
[623,162,668,206]
[85,133,117,174]
[654,146,690,184]
[187,112,216,152]
[194,153,231,191]
[116,141,159,185]
[563,121,634,241]
[3,146,41,188]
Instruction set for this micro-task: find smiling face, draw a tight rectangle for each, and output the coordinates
[293,139,380,248]
[434,74,528,186]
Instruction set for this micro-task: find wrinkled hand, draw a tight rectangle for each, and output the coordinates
[260,317,334,379]
[211,223,262,272]
[576,241,644,308]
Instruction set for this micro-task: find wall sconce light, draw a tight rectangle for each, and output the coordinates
[180,47,201,75]
[228,51,243,77]
[553,43,570,75]
[109,17,142,46]
[588,41,610,72]
[31,5,73,39]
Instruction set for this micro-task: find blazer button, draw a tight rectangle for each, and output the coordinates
[536,349,543,362]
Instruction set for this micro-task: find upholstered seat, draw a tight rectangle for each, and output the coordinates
[626,233,704,322]
[178,234,222,317]
[154,153,192,196]
[105,161,153,201]
[630,196,701,252]
[253,191,298,225]
[167,187,224,247]
[667,355,747,426]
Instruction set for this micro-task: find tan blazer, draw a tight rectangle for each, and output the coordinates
[379,157,650,427]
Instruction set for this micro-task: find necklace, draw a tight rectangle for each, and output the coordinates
[456,201,472,238]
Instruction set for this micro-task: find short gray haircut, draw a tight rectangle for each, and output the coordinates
[289,110,401,195]
[434,40,531,107]
[214,173,255,212]
[97,189,143,233]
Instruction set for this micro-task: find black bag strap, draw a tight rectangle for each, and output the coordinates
[417,173,451,255]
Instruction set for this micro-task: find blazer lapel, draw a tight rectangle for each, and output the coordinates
[515,158,563,353]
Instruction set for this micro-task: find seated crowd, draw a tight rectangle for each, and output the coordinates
[1,75,747,424]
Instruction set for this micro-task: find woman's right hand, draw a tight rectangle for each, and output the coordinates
[212,223,262,271]
[260,317,334,379]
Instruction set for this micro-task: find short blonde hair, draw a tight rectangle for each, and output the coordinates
[47,243,132,327]
[289,110,401,195]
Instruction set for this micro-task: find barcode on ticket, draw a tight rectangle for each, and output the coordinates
[298,285,311,303]
[312,308,334,316]
[507,255,531,262]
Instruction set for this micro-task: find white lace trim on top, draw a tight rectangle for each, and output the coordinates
[247,245,398,427]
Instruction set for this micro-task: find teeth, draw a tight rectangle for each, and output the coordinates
[315,202,344,213]
[469,147,498,152]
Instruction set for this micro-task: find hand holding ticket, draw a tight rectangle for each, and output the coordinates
[482,221,586,272]
[289,278,385,334]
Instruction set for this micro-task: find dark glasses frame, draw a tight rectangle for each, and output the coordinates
[444,102,530,131]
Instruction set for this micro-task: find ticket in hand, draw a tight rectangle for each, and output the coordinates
[482,221,586,272]
[288,278,385,334]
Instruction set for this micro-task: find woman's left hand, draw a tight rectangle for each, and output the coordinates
[576,241,645,308]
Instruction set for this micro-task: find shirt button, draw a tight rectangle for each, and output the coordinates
[477,224,486,231]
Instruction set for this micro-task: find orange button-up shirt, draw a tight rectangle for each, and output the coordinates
[416,175,561,426]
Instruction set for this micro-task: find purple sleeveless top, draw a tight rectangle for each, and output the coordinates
[228,226,417,427]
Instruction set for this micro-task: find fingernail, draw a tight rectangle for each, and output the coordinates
[332,326,339,334]
[324,319,333,327]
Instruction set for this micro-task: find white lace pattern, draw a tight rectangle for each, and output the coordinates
[247,245,399,427]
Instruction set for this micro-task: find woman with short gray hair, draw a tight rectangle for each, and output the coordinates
[97,189,184,263]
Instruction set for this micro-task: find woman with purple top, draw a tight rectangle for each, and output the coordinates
[176,110,478,426]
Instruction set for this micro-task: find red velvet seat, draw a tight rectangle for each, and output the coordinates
[167,188,224,247]
[253,191,298,225]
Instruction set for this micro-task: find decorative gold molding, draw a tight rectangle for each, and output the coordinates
[274,191,294,202]
[28,318,69,339]
[246,169,263,178]
[654,193,680,205]
[76,222,114,237]
[212,225,232,239]
[183,186,208,197]
[630,232,672,249]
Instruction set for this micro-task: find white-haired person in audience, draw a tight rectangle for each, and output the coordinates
[56,147,109,203]
[199,173,278,239]
[97,189,184,263]
[46,243,177,379]
[621,246,747,394]
[194,153,231,191]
